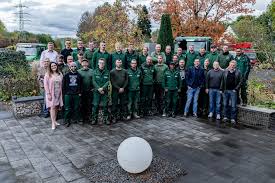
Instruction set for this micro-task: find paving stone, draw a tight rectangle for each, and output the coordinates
[16,172,42,183]
[33,161,59,179]
[0,157,12,172]
[0,170,16,183]
[5,148,27,162]
[43,175,67,183]
[55,163,83,182]
[70,177,90,183]
[1,139,21,151]
[9,159,34,176]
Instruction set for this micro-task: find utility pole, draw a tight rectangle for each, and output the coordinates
[14,0,30,42]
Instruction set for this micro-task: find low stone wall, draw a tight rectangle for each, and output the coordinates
[12,96,44,118]
[238,105,275,130]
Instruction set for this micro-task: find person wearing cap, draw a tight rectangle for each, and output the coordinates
[140,56,154,116]
[185,45,198,69]
[153,55,168,115]
[126,59,142,120]
[84,40,97,67]
[78,59,94,123]
[151,44,166,64]
[75,51,84,69]
[63,62,83,127]
[184,59,205,117]
[206,44,219,69]
[57,54,69,75]
[92,41,111,70]
[217,45,234,69]
[72,39,86,61]
[110,59,129,123]
[125,43,139,69]
[92,58,110,125]
[61,39,73,63]
[111,42,127,70]
[38,58,51,118]
[163,62,181,118]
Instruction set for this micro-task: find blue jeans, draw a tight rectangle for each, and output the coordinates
[209,89,221,115]
[40,88,49,115]
[184,87,200,114]
[223,90,237,120]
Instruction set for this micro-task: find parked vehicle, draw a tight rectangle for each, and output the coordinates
[16,43,47,62]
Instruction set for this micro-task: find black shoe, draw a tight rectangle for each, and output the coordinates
[172,113,176,118]
[66,122,71,127]
[241,103,247,107]
[77,120,84,125]
[90,120,97,125]
[43,113,50,118]
[105,120,111,125]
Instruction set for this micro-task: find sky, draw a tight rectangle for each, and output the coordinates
[0,0,272,38]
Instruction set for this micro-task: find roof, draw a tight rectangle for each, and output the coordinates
[16,43,46,46]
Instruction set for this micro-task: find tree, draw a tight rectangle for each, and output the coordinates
[151,0,256,42]
[77,0,143,51]
[157,14,174,52]
[137,5,152,41]
[76,11,93,38]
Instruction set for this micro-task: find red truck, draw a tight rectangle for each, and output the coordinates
[228,42,258,65]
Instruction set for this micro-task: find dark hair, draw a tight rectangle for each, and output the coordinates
[82,59,89,63]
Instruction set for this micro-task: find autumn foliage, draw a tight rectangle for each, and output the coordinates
[150,0,256,42]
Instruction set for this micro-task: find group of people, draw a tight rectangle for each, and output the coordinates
[38,39,250,129]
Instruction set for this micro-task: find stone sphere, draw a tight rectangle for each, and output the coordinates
[117,137,153,174]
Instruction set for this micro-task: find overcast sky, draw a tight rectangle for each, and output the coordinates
[0,0,272,38]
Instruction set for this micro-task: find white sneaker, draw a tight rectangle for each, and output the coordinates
[126,115,131,120]
[216,114,221,120]
[162,113,166,117]
[208,112,213,118]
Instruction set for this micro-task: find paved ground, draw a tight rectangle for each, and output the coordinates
[0,115,275,183]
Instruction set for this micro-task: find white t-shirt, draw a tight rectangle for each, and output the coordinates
[40,49,58,66]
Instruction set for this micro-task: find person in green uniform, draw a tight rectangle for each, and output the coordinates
[235,48,250,106]
[206,44,219,69]
[154,55,168,115]
[217,45,234,69]
[139,46,149,66]
[110,59,129,123]
[126,59,142,120]
[84,41,97,68]
[75,51,84,69]
[78,59,94,123]
[57,54,69,75]
[163,62,181,118]
[151,44,166,64]
[125,43,139,69]
[63,62,83,127]
[176,47,186,62]
[140,56,154,116]
[185,45,199,69]
[92,41,111,70]
[72,40,86,61]
[165,45,172,65]
[91,58,110,125]
[171,55,179,68]
[111,42,127,70]
[197,48,207,66]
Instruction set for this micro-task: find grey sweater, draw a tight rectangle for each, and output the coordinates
[206,69,223,89]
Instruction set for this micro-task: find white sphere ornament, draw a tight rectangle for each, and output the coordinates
[117,137,153,174]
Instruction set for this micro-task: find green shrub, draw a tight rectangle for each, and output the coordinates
[248,79,275,109]
[0,50,30,77]
[0,50,39,101]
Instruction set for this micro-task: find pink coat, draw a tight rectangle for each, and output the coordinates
[44,73,63,108]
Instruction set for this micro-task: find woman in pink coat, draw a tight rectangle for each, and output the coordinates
[44,62,63,129]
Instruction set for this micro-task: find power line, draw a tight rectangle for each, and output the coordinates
[14,0,31,41]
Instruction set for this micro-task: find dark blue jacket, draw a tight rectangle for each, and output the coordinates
[186,66,205,88]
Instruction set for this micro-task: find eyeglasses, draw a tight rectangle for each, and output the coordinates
[70,66,76,68]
